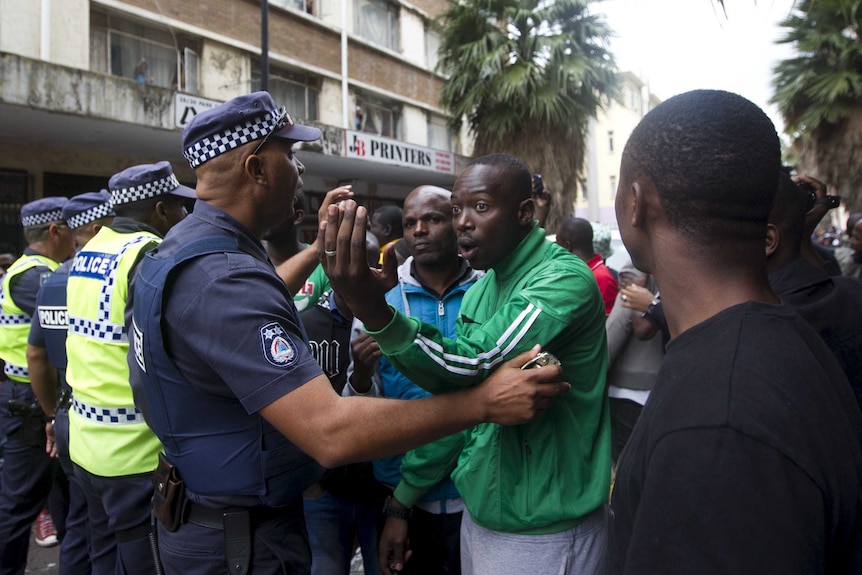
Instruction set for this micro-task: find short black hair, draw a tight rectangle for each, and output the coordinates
[467,154,532,202]
[622,90,780,243]
[769,171,807,256]
[556,217,594,253]
[373,205,403,237]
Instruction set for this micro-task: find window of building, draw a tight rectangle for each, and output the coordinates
[252,66,320,121]
[427,113,452,151]
[610,175,617,198]
[89,10,199,93]
[425,25,441,70]
[355,92,401,138]
[0,171,28,253]
[270,0,316,15]
[608,131,614,153]
[355,0,399,51]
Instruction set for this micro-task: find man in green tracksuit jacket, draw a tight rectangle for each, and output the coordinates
[322,153,611,575]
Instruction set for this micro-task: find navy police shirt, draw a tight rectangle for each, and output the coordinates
[156,201,323,414]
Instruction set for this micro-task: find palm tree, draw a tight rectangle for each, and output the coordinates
[771,0,862,210]
[436,0,619,231]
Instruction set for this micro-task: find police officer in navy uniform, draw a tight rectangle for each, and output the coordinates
[129,91,570,575]
[0,197,76,575]
[65,164,194,575]
[27,190,116,575]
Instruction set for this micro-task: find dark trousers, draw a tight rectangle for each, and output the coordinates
[610,398,644,464]
[73,465,153,575]
[401,507,462,575]
[303,489,382,575]
[0,382,60,575]
[156,499,311,575]
[55,408,103,575]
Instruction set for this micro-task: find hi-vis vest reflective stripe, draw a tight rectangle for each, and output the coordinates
[66,227,162,477]
[0,254,60,382]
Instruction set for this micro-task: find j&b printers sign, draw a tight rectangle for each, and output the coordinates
[344,131,455,175]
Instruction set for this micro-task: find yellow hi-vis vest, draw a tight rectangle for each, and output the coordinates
[0,253,60,382]
[66,227,162,476]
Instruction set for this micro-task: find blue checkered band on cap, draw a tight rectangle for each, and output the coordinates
[67,201,114,229]
[111,173,181,206]
[183,110,280,168]
[22,209,63,227]
[21,197,69,227]
[64,191,115,229]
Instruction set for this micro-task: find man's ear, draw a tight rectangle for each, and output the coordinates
[518,197,535,225]
[629,180,646,228]
[154,200,168,223]
[765,223,779,258]
[244,153,267,185]
[293,208,306,226]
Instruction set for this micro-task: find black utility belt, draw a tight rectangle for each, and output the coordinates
[7,398,43,416]
[181,499,299,575]
[184,500,293,531]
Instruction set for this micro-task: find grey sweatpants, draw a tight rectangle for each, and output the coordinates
[460,505,608,575]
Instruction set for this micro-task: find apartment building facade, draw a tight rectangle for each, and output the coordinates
[0,0,468,248]
[576,72,660,225]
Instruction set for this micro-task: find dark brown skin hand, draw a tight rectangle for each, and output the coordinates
[316,186,354,223]
[477,346,570,426]
[794,174,830,240]
[318,201,397,331]
[349,331,382,393]
[793,174,837,266]
[379,514,411,575]
[45,421,57,458]
[532,189,551,228]
[620,284,656,314]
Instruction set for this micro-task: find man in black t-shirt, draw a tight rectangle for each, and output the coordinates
[610,89,862,574]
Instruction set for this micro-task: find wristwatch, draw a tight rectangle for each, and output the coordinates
[642,296,661,318]
[382,495,412,520]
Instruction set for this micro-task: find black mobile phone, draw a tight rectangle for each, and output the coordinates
[798,182,841,210]
[532,174,544,194]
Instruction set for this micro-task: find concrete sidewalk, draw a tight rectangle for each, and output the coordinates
[26,524,60,575]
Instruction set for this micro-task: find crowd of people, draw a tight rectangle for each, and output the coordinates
[0,88,860,575]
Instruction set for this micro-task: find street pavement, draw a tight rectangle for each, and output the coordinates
[23,528,369,574]
[26,525,60,575]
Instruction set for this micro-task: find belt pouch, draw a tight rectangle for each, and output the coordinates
[152,452,185,532]
[11,406,47,447]
[224,511,251,575]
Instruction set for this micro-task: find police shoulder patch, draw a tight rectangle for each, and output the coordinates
[260,322,299,368]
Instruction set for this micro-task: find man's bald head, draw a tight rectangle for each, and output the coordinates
[405,185,451,208]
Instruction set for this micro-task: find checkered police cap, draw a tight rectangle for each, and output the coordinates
[63,190,116,230]
[109,161,196,207]
[21,197,69,228]
[182,91,321,169]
